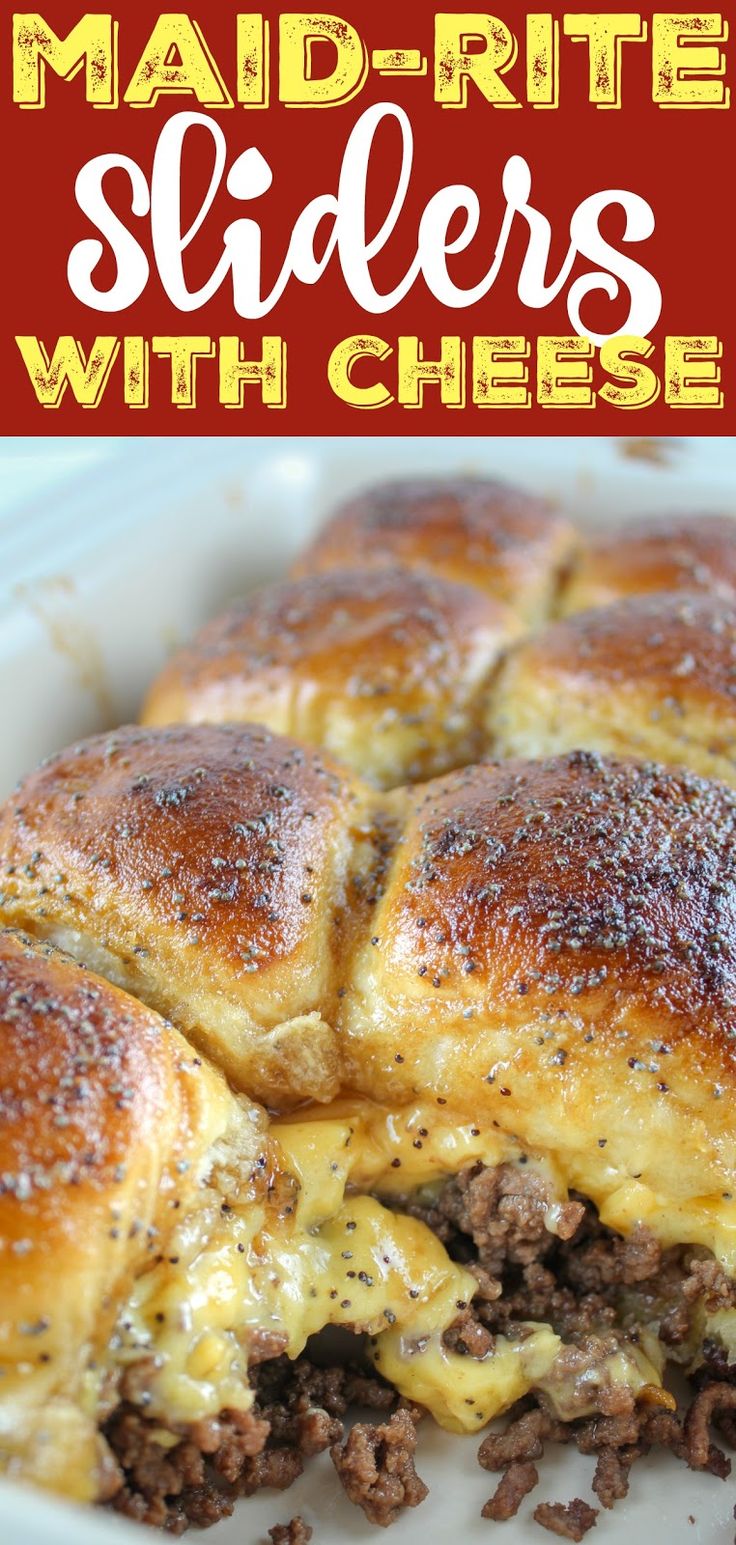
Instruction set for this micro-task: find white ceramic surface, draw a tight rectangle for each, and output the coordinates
[0,435,735,1544]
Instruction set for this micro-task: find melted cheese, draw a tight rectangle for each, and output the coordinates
[377,1325,561,1432]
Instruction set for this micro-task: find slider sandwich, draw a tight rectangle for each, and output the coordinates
[2,723,736,1527]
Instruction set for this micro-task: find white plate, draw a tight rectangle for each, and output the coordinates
[0,435,735,1544]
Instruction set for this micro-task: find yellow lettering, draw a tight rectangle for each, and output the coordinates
[327,335,394,408]
[563,14,647,107]
[665,336,723,407]
[473,337,531,407]
[526,14,559,106]
[124,336,149,408]
[15,335,119,407]
[653,14,729,108]
[398,337,466,408]
[219,337,287,407]
[598,335,660,408]
[237,15,270,106]
[152,337,215,408]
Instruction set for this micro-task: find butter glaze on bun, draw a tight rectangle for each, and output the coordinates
[0,723,379,1107]
[343,750,736,1256]
[142,568,516,789]
[562,513,736,615]
[293,476,576,627]
[492,592,736,785]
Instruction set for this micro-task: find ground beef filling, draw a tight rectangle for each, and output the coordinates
[442,1163,736,1533]
[427,1162,736,1366]
[104,1161,736,1531]
[481,1458,539,1520]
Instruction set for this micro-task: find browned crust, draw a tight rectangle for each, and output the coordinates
[0,929,235,1385]
[366,749,736,1039]
[491,592,736,782]
[344,751,736,1198]
[142,567,515,788]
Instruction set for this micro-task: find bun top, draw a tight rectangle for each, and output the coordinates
[562,513,736,614]
[294,476,575,626]
[0,723,375,1106]
[0,929,240,1470]
[142,567,515,788]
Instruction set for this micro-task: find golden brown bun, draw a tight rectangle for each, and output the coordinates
[562,513,736,614]
[342,751,736,1218]
[491,592,736,785]
[0,928,246,1497]
[142,568,516,789]
[294,476,576,627]
[0,724,376,1107]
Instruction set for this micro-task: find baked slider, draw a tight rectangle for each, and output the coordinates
[562,512,736,615]
[293,476,576,629]
[0,723,376,1108]
[0,930,507,1527]
[491,592,736,785]
[141,568,515,789]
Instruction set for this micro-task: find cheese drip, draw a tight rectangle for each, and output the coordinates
[111,1099,682,1436]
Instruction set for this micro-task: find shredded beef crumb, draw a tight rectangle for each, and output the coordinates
[564,1226,661,1294]
[112,1480,235,1535]
[249,1329,290,1366]
[482,1460,539,1520]
[253,1356,395,1422]
[106,1407,207,1501]
[533,1498,599,1540]
[268,1518,313,1545]
[239,1446,305,1498]
[574,1411,642,1455]
[261,1397,342,1460]
[476,1381,736,1531]
[330,1409,428,1527]
[106,1358,346,1530]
